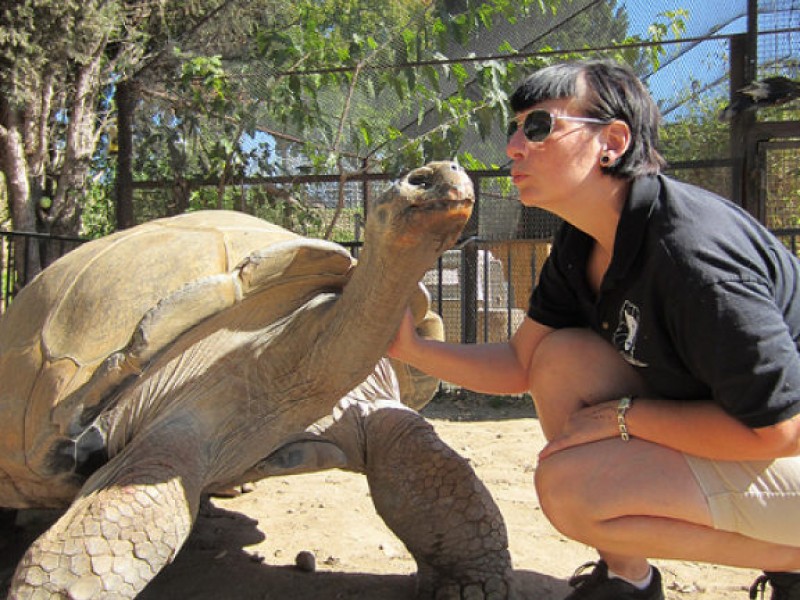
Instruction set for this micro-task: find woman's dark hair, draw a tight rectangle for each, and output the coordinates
[509,59,666,178]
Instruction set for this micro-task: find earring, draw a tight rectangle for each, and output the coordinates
[600,155,611,165]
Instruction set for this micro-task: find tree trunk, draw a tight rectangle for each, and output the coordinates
[47,47,106,241]
[0,99,41,286]
[115,80,136,230]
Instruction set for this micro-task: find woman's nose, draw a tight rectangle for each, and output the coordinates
[506,130,525,160]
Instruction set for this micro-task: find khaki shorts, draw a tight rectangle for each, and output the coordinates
[684,454,800,547]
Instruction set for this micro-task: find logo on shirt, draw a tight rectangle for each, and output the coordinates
[614,300,649,367]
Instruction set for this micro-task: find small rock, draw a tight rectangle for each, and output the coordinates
[668,581,699,593]
[295,550,316,572]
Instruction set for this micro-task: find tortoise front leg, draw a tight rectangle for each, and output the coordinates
[9,441,202,599]
[361,407,514,600]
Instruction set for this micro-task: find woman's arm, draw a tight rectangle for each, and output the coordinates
[389,312,554,396]
[631,398,800,460]
[540,395,800,461]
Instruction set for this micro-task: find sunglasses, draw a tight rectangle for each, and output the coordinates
[507,109,610,142]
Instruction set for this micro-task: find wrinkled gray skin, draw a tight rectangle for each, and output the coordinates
[1,161,513,599]
[266,359,513,600]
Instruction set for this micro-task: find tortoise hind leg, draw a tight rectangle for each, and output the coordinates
[270,359,514,599]
[362,407,514,600]
[9,441,202,599]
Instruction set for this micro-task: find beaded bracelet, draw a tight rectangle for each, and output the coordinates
[617,396,634,441]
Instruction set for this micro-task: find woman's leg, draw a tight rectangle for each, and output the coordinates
[528,328,650,440]
[529,328,800,577]
[536,437,800,571]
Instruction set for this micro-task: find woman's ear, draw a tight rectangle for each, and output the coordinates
[601,119,632,164]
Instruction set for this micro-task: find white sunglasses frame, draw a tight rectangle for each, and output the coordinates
[508,109,611,142]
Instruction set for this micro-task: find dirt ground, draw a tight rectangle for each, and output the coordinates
[2,394,761,599]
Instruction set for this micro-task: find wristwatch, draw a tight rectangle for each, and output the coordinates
[617,396,634,442]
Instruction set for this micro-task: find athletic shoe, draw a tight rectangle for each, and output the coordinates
[564,560,665,600]
[750,572,800,599]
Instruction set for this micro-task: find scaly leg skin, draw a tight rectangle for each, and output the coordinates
[9,447,199,600]
[362,407,514,600]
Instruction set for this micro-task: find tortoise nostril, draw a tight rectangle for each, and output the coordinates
[408,174,432,188]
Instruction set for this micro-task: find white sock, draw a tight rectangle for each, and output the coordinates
[607,566,653,590]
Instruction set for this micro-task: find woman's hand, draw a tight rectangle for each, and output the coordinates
[388,307,418,361]
[539,399,621,460]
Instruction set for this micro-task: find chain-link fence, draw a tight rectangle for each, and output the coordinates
[3,0,799,341]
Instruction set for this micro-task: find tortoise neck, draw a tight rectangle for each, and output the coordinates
[321,242,430,369]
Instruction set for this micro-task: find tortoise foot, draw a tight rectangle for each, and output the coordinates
[417,572,514,600]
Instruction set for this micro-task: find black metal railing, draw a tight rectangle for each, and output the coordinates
[1,230,87,313]
[773,228,800,258]
[3,227,800,337]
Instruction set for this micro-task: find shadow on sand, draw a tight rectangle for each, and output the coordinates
[421,390,537,423]
[1,502,566,600]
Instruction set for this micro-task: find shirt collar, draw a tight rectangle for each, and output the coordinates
[604,175,661,288]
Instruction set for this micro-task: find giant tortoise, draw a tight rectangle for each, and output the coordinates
[0,161,513,599]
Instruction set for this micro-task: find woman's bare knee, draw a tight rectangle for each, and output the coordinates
[534,451,592,540]
[529,328,648,435]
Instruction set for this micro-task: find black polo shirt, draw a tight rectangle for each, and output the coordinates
[528,174,800,428]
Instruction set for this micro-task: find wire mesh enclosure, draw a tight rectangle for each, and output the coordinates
[2,0,799,344]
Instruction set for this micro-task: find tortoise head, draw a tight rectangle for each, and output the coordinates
[366,161,474,254]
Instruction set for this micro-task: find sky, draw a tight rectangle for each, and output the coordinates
[240,1,800,164]
[619,0,799,121]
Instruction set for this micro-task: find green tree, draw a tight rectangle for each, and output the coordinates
[0,0,230,280]
[2,1,120,277]
[125,0,569,238]
[1,0,678,273]
[128,0,651,238]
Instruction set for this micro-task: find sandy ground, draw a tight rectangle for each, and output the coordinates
[2,394,761,599]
